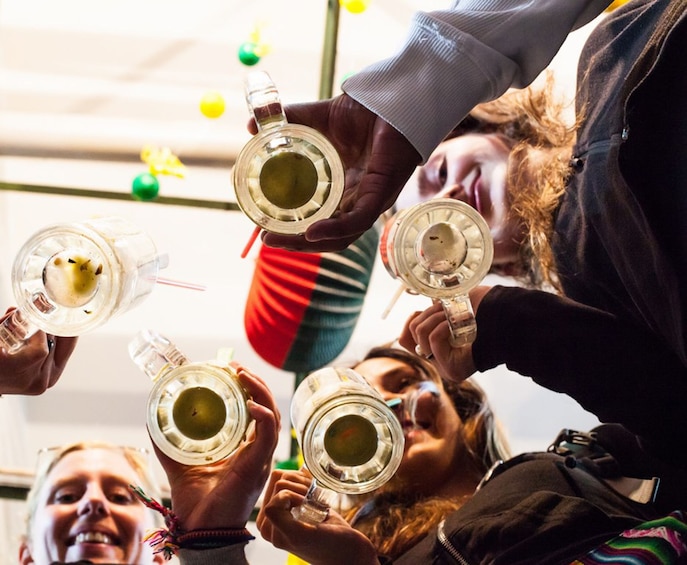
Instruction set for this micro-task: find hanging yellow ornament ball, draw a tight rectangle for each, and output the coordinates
[200,91,226,119]
[340,0,370,14]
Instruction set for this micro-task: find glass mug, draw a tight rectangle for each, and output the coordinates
[290,366,404,521]
[380,199,494,347]
[0,216,165,353]
[232,70,344,235]
[129,330,250,465]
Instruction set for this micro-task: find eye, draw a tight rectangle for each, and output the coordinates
[53,488,81,504]
[108,488,135,505]
[438,157,448,186]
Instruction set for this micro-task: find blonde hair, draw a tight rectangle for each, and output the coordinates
[24,441,162,539]
[346,346,511,559]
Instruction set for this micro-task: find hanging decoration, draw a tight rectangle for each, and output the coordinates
[199,90,226,119]
[244,227,379,373]
[340,0,370,14]
[238,21,271,67]
[131,146,186,201]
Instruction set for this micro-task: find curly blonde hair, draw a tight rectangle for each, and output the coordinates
[449,74,577,289]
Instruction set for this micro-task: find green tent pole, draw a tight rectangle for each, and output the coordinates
[319,0,341,100]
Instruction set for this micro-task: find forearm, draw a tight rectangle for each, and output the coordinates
[343,0,610,161]
[473,285,687,463]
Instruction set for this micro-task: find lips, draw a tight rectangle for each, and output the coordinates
[468,170,482,213]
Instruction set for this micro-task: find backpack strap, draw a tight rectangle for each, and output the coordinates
[548,428,660,505]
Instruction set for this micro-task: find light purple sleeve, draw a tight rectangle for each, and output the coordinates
[178,543,250,565]
[343,0,611,161]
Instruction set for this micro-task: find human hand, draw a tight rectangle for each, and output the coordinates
[257,469,380,565]
[398,286,493,384]
[152,363,281,530]
[251,94,421,252]
[0,307,78,395]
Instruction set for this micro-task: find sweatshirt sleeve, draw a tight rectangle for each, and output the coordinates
[178,543,250,565]
[472,285,687,465]
[343,0,611,161]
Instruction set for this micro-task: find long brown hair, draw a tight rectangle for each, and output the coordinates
[345,346,510,559]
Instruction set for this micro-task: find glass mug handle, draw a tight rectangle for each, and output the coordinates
[290,476,337,524]
[440,294,476,347]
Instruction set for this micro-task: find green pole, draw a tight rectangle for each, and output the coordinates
[319,0,341,100]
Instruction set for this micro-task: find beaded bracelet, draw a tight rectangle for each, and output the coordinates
[129,484,254,559]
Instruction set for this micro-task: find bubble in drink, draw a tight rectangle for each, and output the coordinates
[171,386,227,441]
[418,222,467,275]
[42,251,103,308]
[259,152,318,209]
[324,414,378,467]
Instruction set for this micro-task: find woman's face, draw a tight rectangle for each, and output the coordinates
[21,448,161,565]
[395,133,524,266]
[355,357,467,495]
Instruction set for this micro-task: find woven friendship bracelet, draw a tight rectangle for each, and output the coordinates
[129,484,254,558]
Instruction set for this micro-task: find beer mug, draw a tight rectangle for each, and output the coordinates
[232,71,344,235]
[129,330,250,465]
[291,366,404,495]
[380,199,493,347]
[0,216,165,353]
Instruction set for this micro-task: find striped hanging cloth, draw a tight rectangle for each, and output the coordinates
[244,227,378,373]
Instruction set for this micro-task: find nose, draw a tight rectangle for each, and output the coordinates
[77,487,110,517]
[437,184,466,202]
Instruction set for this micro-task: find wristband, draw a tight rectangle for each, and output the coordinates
[129,484,253,558]
[177,528,255,549]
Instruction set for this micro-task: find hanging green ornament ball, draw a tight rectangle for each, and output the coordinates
[238,42,261,66]
[132,172,160,201]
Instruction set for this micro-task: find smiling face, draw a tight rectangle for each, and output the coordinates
[20,448,162,565]
[395,133,525,267]
[354,356,478,498]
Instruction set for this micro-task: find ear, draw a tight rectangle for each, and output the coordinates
[18,539,34,565]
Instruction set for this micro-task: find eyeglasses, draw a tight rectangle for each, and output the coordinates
[34,443,153,489]
[386,380,440,430]
[36,441,151,476]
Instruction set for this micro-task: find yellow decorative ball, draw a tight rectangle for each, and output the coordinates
[200,91,226,119]
[340,0,369,14]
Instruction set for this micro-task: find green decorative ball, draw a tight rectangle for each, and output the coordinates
[132,172,160,201]
[238,42,261,66]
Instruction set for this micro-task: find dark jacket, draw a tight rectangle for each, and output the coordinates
[474,0,687,468]
[416,1,687,562]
